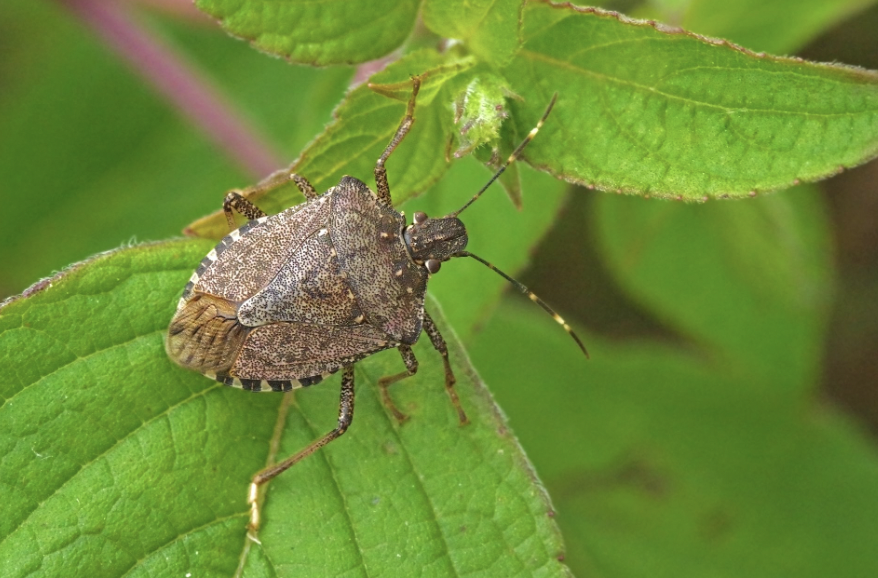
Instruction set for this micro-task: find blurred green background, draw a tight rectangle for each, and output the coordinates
[2,0,878,576]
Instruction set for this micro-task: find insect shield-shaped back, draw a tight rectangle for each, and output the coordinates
[166,175,430,392]
[164,79,578,537]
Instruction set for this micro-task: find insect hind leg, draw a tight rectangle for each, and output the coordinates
[247,365,355,538]
[378,316,468,425]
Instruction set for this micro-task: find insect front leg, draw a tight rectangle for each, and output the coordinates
[223,191,268,231]
[223,171,319,230]
[290,173,318,200]
[422,311,468,425]
[247,365,355,538]
[378,345,418,423]
[374,76,421,208]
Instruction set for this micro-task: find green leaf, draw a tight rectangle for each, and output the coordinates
[0,0,351,297]
[676,0,878,54]
[187,50,482,238]
[194,0,420,66]
[470,301,878,578]
[412,160,569,342]
[500,1,878,199]
[0,241,572,577]
[595,185,833,389]
[422,0,525,66]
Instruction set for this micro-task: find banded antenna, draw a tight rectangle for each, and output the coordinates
[454,251,588,358]
[450,93,558,218]
[448,93,587,357]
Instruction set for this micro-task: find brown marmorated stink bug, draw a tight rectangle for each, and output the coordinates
[166,77,587,535]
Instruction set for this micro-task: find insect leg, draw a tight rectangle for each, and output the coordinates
[223,191,267,232]
[290,174,318,200]
[377,345,418,423]
[247,365,355,536]
[422,311,468,425]
[374,76,421,208]
[222,171,320,230]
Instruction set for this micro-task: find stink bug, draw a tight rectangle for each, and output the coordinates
[166,77,586,534]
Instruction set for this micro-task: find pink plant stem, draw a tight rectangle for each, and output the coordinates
[61,0,285,179]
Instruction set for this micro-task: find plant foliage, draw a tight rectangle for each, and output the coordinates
[2,0,878,576]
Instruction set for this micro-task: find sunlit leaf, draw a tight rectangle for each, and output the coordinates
[0,241,572,577]
[423,0,525,66]
[195,0,420,66]
[500,2,878,199]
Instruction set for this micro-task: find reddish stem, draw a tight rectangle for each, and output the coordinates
[61,0,284,179]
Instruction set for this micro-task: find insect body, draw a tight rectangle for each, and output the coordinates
[166,78,585,535]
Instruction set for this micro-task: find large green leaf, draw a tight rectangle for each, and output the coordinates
[500,1,878,199]
[0,241,572,577]
[595,185,833,389]
[470,301,878,578]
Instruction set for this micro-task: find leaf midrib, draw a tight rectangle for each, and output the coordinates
[518,47,875,118]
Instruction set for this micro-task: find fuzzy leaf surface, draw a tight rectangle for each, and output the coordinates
[194,0,420,66]
[187,51,517,239]
[500,2,878,199]
[422,0,525,66]
[0,241,571,578]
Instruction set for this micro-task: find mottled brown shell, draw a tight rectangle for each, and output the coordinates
[166,176,428,392]
[330,176,428,343]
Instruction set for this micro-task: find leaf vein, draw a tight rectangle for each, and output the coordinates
[519,48,875,117]
[360,369,464,577]
[118,513,247,578]
[0,377,222,550]
[1,328,166,411]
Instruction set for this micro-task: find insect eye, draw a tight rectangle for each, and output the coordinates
[425,259,441,274]
[414,211,428,225]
